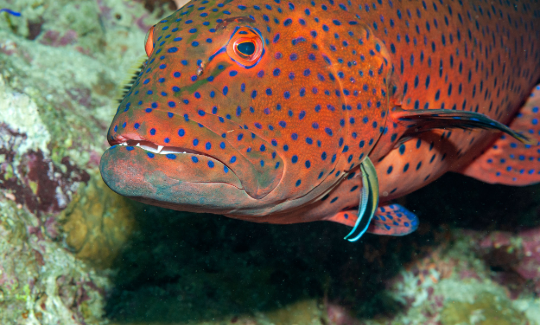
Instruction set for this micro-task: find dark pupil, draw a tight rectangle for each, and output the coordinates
[237,42,255,55]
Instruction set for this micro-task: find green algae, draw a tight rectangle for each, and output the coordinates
[0,0,169,170]
[0,0,173,323]
[0,200,109,324]
[441,292,527,325]
[361,227,540,325]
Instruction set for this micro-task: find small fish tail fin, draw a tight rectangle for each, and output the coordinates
[458,84,540,186]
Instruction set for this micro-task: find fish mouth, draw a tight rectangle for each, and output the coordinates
[100,136,255,214]
[116,138,234,168]
[102,105,284,203]
[108,135,243,191]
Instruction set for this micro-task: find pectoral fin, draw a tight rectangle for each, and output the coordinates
[391,108,533,145]
[367,204,418,236]
[458,84,540,185]
[327,203,418,237]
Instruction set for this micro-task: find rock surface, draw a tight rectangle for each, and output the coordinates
[0,0,170,323]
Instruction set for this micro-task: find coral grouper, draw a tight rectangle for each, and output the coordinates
[100,0,540,241]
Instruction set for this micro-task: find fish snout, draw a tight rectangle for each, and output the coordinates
[104,108,284,205]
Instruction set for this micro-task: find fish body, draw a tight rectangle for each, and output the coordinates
[101,0,540,237]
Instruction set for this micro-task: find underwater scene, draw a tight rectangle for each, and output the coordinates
[1,0,540,324]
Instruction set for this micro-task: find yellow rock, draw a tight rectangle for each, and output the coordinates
[441,292,527,325]
[266,299,326,325]
[60,170,138,268]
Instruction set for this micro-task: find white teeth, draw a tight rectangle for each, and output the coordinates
[139,144,158,153]
[161,149,188,155]
[118,140,191,155]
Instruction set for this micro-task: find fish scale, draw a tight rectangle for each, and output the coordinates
[101,0,540,238]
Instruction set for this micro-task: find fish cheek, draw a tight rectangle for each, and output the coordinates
[246,42,345,198]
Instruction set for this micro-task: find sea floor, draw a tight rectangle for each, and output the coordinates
[0,0,539,324]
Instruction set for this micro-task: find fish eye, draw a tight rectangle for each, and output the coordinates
[226,26,264,69]
[235,41,255,56]
[144,26,155,57]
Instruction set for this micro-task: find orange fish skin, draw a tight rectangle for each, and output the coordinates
[100,0,540,226]
[366,0,540,204]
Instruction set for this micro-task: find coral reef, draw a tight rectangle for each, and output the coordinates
[0,197,108,324]
[0,0,539,324]
[0,0,172,323]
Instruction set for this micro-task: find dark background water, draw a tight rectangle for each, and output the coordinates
[105,172,540,322]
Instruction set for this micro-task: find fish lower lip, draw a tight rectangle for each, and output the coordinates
[100,143,246,213]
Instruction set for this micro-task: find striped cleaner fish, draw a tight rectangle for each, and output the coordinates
[100,0,540,240]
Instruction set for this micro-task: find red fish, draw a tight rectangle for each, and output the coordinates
[100,0,540,240]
